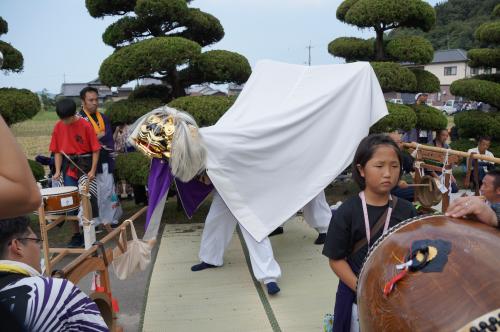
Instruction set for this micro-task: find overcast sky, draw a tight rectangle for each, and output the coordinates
[0,0,440,94]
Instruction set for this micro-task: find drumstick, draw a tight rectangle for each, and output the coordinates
[406,184,432,187]
[60,151,87,175]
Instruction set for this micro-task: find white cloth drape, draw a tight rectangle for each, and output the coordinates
[200,60,388,242]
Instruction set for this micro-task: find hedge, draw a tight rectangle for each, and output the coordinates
[450,78,500,109]
[454,110,500,141]
[467,48,500,69]
[341,0,435,32]
[115,152,150,186]
[168,95,236,127]
[449,138,476,154]
[412,104,447,130]
[411,68,440,93]
[0,40,23,73]
[189,50,251,85]
[99,37,202,87]
[129,84,172,103]
[106,98,163,126]
[28,159,45,181]
[450,138,500,161]
[370,103,416,133]
[0,88,41,126]
[370,62,417,92]
[386,36,434,64]
[327,37,374,62]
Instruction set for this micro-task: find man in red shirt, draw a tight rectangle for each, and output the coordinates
[49,98,100,247]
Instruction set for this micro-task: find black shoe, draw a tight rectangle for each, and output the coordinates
[67,233,84,248]
[266,282,280,295]
[314,233,326,245]
[191,262,217,272]
[269,227,284,237]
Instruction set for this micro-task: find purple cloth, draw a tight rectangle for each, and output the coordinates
[145,159,173,230]
[333,280,355,332]
[98,113,116,172]
[145,159,213,230]
[175,178,213,218]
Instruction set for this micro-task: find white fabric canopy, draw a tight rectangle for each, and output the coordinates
[200,60,388,242]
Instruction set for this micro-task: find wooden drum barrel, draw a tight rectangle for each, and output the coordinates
[357,215,500,332]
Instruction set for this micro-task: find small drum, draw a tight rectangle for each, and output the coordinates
[357,215,500,332]
[40,186,80,214]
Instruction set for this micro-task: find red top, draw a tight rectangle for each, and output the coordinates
[49,117,101,154]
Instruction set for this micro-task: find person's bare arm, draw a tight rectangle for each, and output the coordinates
[53,153,62,180]
[329,258,358,292]
[0,116,41,217]
[88,150,99,181]
[446,196,498,227]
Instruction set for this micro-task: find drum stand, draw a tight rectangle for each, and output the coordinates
[407,145,461,212]
[38,183,93,276]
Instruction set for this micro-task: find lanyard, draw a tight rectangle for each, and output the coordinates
[359,191,393,247]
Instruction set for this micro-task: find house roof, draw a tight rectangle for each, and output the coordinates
[432,49,468,64]
[60,78,113,97]
[186,84,226,96]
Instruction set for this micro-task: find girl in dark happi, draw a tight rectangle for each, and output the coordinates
[322,134,417,332]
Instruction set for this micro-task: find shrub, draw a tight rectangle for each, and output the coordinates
[413,104,447,130]
[106,98,163,126]
[327,37,374,62]
[115,152,150,185]
[454,110,500,140]
[168,95,236,127]
[467,48,500,69]
[411,68,440,93]
[28,159,45,181]
[0,88,41,126]
[129,84,172,103]
[370,103,416,133]
[99,37,202,87]
[449,138,476,154]
[370,62,417,92]
[450,78,500,108]
[450,138,500,163]
[386,36,434,64]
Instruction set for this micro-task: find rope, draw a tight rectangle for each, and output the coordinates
[414,161,425,178]
[440,149,452,196]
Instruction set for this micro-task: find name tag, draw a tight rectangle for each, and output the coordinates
[60,197,74,207]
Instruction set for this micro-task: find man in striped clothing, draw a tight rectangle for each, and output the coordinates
[0,217,108,331]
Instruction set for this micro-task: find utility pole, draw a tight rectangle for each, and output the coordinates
[306,41,314,66]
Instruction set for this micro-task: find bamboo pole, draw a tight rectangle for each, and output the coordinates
[57,206,147,277]
[403,142,500,164]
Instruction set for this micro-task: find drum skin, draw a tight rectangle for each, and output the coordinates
[357,215,500,332]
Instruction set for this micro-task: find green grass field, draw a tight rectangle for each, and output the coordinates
[12,111,58,160]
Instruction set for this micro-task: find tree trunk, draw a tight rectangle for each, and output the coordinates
[375,29,385,61]
[168,69,186,98]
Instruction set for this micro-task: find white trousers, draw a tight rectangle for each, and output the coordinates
[199,191,282,283]
[302,190,331,234]
[95,163,122,225]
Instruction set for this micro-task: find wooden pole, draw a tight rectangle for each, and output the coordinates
[38,204,52,276]
[403,142,500,164]
[58,206,147,277]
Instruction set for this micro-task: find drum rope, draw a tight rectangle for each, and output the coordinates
[440,149,452,196]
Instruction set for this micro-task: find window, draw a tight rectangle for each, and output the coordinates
[470,67,479,75]
[444,66,457,76]
[483,67,492,74]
